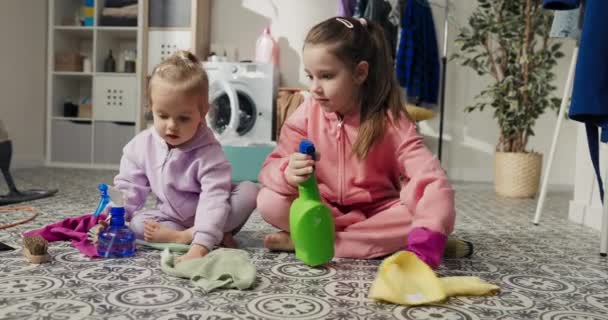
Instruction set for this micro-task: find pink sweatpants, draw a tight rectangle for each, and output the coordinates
[257,187,414,259]
[130,181,259,241]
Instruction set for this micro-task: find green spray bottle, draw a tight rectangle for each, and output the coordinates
[289,140,335,266]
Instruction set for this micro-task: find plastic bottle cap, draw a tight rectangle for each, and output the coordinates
[299,140,315,157]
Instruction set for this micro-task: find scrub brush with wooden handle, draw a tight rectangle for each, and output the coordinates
[23,235,51,264]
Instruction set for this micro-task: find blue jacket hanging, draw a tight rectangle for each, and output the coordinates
[395,0,440,106]
[545,0,608,200]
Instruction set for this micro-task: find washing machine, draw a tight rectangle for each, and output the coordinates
[203,61,278,146]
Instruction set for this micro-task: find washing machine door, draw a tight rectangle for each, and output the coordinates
[207,80,258,140]
[207,79,240,139]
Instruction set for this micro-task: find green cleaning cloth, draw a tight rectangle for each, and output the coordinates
[160,248,256,292]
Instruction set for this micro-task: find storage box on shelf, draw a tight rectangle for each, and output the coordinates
[93,121,135,164]
[147,30,191,74]
[93,75,138,122]
[55,52,83,72]
[51,119,93,163]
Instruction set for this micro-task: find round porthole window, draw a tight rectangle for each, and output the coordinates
[235,91,256,136]
[208,90,256,136]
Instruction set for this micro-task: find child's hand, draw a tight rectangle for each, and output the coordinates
[175,244,209,264]
[285,152,317,187]
[87,219,109,244]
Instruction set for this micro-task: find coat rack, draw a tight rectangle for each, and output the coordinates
[437,0,449,162]
[404,0,452,162]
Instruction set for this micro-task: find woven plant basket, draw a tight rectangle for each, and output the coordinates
[494,152,542,198]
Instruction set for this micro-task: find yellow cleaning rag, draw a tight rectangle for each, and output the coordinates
[369,251,499,306]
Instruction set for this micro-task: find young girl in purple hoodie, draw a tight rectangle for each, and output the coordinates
[113,50,258,263]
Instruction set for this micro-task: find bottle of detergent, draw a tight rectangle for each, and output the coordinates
[255,26,279,66]
[289,140,335,266]
[95,184,136,258]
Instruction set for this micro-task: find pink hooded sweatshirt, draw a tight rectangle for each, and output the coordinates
[114,125,232,250]
[258,96,455,267]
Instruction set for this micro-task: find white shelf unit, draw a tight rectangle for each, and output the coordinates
[46,0,210,168]
[46,0,144,168]
[142,0,210,126]
[146,0,210,73]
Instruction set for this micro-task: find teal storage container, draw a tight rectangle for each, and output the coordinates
[222,145,275,182]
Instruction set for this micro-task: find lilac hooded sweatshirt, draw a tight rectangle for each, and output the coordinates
[114,124,232,250]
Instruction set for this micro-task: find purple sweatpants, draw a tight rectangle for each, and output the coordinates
[130,181,259,242]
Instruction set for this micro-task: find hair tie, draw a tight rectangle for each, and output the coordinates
[336,17,354,29]
[358,18,367,27]
[178,51,195,65]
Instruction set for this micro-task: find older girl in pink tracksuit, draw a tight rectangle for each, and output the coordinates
[256,17,455,269]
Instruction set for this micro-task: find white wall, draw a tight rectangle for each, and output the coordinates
[210,0,577,187]
[0,0,48,168]
[209,0,336,86]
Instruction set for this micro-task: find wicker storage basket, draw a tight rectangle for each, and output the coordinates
[55,52,83,72]
[494,152,542,198]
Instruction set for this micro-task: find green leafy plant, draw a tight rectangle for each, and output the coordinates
[452,0,564,152]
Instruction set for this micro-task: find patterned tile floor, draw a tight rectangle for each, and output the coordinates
[0,168,607,320]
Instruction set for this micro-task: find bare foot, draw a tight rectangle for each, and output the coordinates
[143,220,192,244]
[220,233,238,248]
[264,231,295,252]
[175,244,209,264]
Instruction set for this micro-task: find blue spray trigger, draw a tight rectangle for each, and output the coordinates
[93,184,110,217]
[299,140,315,157]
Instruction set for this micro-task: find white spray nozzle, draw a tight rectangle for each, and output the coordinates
[107,185,125,208]
[94,184,125,217]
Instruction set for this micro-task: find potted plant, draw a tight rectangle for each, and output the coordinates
[452,0,564,198]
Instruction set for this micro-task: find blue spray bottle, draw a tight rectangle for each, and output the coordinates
[94,184,136,258]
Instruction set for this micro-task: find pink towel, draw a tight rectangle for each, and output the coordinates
[23,213,107,257]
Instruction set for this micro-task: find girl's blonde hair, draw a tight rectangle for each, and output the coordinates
[148,50,208,113]
[304,17,409,159]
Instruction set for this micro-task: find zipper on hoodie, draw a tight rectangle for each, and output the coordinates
[161,148,172,169]
[337,116,344,205]
[160,148,178,215]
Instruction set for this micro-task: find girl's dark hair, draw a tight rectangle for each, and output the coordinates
[304,17,408,159]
